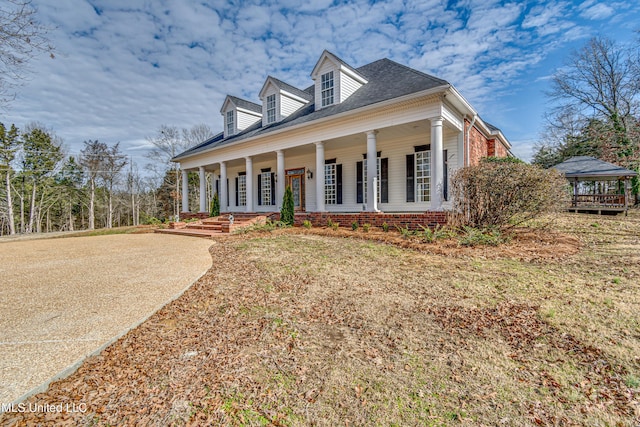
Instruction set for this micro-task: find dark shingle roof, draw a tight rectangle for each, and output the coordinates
[227,95,261,114]
[174,58,449,160]
[552,156,637,179]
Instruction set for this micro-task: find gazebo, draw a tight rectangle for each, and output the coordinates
[552,156,637,215]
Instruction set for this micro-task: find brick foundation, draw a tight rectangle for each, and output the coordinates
[268,211,448,230]
[180,212,210,220]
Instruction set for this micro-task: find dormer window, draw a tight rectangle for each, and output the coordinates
[321,71,334,107]
[226,110,234,135]
[266,94,276,124]
[259,76,311,127]
[311,51,367,111]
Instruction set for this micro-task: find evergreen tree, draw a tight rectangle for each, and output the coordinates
[210,191,220,217]
[280,185,294,226]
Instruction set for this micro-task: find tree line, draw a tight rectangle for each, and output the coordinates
[0,122,213,236]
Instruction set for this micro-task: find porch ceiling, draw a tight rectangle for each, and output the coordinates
[194,117,460,171]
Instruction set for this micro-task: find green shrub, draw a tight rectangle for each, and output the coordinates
[302,219,312,229]
[451,160,570,229]
[326,217,334,228]
[382,222,389,232]
[144,216,162,225]
[351,221,359,231]
[331,221,340,231]
[210,192,220,217]
[457,226,506,246]
[280,185,295,226]
[362,223,371,232]
[396,225,414,239]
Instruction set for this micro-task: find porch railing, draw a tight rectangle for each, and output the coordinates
[572,194,625,207]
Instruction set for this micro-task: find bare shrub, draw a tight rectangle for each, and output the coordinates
[451,157,570,229]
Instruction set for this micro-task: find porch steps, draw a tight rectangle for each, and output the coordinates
[155,214,267,238]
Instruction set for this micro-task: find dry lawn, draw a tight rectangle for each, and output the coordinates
[1,212,639,426]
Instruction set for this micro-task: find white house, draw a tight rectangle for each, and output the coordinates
[172,50,511,226]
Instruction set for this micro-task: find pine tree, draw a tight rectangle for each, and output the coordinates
[210,192,220,217]
[280,185,294,226]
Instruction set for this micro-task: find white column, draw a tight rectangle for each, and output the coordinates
[315,142,325,212]
[276,150,285,209]
[245,156,254,212]
[199,166,207,213]
[211,172,217,198]
[220,162,227,211]
[181,169,189,213]
[366,130,379,212]
[431,117,444,210]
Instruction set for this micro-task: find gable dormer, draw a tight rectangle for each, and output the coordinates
[310,50,368,110]
[220,95,262,138]
[258,77,312,127]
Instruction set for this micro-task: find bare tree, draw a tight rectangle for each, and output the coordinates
[79,140,106,230]
[0,122,19,234]
[100,142,127,228]
[146,124,213,219]
[0,0,55,107]
[536,36,640,177]
[548,36,639,147]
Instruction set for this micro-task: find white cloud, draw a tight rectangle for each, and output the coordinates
[2,0,638,172]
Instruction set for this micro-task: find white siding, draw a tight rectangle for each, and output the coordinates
[237,110,261,131]
[339,70,363,102]
[281,94,305,117]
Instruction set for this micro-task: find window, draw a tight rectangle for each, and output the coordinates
[237,174,246,206]
[266,94,276,124]
[325,163,336,204]
[226,110,234,135]
[321,71,334,107]
[415,150,431,202]
[357,156,387,204]
[260,172,271,205]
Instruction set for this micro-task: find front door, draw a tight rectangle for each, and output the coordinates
[285,168,305,211]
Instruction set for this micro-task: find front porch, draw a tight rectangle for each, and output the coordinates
[177,111,466,218]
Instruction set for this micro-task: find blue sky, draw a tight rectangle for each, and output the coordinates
[3,0,639,169]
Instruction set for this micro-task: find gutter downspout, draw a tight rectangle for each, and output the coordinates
[465,114,477,167]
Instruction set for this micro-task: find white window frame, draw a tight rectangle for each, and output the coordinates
[321,71,334,107]
[325,163,337,205]
[266,94,276,124]
[363,157,381,203]
[260,172,272,205]
[238,174,246,206]
[415,150,431,202]
[226,110,234,136]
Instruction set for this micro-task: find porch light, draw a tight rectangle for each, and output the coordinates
[307,169,313,179]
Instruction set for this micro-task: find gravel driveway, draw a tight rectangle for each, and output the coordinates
[0,233,213,404]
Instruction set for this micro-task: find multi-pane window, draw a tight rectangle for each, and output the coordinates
[260,172,271,205]
[415,150,431,202]
[238,175,246,206]
[321,71,334,107]
[226,110,234,135]
[325,163,336,205]
[362,158,381,203]
[266,94,276,124]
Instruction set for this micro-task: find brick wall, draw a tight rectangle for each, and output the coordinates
[268,212,448,230]
[180,212,210,220]
[465,119,509,165]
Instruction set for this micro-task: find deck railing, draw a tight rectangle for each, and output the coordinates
[572,194,625,207]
